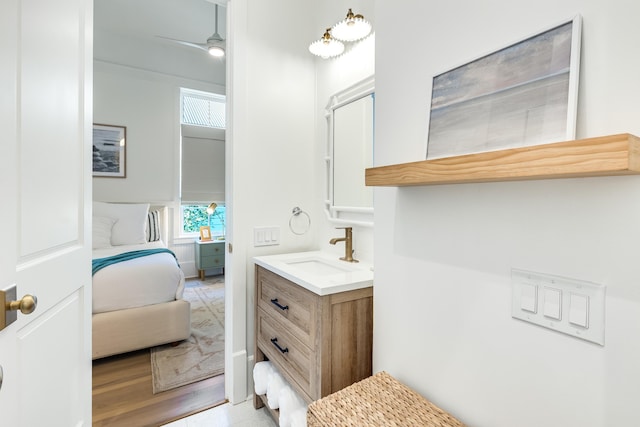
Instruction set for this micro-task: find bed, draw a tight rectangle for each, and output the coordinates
[91,202,191,360]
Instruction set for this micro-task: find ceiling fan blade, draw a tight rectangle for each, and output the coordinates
[155,35,208,52]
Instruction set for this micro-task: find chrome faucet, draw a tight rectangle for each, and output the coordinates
[329,227,359,263]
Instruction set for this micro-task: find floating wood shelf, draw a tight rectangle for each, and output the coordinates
[365,133,640,187]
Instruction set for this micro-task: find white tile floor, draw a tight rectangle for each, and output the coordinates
[162,399,277,427]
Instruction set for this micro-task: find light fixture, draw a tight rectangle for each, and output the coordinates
[331,8,372,42]
[309,28,345,59]
[207,202,217,227]
[207,5,225,58]
[207,202,226,239]
[208,45,225,57]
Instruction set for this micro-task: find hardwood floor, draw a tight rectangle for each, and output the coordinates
[93,349,226,427]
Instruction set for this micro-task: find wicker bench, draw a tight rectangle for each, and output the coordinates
[307,371,465,426]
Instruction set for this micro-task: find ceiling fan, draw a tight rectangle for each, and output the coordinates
[157,4,225,57]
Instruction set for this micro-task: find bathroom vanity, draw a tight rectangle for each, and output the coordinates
[252,252,374,412]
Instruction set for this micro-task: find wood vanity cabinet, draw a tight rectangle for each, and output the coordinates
[253,264,373,409]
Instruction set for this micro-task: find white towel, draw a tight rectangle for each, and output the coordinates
[279,385,307,427]
[290,407,308,427]
[253,361,274,395]
[266,370,286,409]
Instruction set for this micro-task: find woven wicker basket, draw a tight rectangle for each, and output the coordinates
[307,371,465,427]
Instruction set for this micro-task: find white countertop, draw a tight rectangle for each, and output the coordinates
[253,251,374,296]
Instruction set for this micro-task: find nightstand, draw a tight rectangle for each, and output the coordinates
[195,240,225,279]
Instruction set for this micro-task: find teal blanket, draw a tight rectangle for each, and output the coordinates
[92,248,179,276]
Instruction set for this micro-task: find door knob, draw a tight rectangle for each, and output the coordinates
[1,285,38,331]
[7,294,37,315]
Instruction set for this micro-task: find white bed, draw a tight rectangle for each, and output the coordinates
[91,202,191,359]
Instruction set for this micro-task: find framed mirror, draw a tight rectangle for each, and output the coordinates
[325,75,375,226]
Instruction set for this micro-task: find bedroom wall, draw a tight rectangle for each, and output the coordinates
[93,61,224,277]
[93,61,223,204]
[374,1,640,426]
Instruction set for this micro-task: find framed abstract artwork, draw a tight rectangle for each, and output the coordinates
[426,16,582,159]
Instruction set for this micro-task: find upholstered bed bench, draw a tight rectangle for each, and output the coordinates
[307,371,465,426]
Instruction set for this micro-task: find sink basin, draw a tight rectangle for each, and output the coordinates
[285,259,355,275]
[253,251,373,296]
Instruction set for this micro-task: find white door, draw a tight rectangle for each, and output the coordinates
[0,0,92,425]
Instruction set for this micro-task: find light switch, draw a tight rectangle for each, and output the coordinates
[254,226,281,247]
[520,283,537,313]
[543,287,562,320]
[569,293,589,328]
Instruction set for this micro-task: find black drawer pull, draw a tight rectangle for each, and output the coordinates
[270,337,289,354]
[270,298,289,311]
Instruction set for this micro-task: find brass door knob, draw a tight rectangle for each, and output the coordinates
[1,286,38,330]
[7,294,37,315]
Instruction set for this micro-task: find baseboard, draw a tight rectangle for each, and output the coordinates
[181,260,198,278]
[246,354,255,400]
[228,349,248,404]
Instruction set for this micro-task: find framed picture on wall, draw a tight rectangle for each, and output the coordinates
[426,15,582,160]
[93,123,126,177]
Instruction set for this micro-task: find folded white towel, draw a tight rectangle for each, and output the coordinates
[279,384,307,427]
[253,361,274,395]
[266,370,286,409]
[290,407,308,427]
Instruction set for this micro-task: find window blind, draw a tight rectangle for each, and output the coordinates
[181,125,225,202]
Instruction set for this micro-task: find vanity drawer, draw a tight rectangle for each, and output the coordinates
[257,307,312,400]
[256,266,317,348]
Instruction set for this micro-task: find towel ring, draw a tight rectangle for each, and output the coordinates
[289,207,311,235]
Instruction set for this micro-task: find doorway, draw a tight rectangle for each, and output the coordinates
[92,0,230,424]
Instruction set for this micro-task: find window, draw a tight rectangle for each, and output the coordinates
[181,89,226,128]
[181,204,226,238]
[180,88,226,238]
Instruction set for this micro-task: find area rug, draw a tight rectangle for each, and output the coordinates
[151,276,225,393]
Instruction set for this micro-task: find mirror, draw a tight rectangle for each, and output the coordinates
[325,76,375,226]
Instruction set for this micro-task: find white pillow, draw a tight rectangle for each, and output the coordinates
[92,216,117,249]
[93,202,150,246]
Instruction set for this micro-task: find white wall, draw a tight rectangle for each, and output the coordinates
[93,0,224,205]
[226,0,317,400]
[374,1,640,426]
[93,61,223,204]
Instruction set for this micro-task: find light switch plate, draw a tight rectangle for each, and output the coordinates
[254,226,280,247]
[511,269,605,345]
